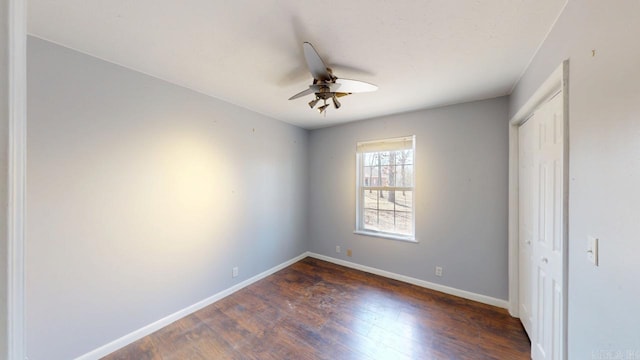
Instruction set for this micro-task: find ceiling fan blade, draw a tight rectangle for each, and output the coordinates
[303,42,332,81]
[335,92,351,98]
[288,87,316,100]
[334,78,378,93]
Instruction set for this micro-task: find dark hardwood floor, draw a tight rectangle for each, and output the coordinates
[102,257,530,359]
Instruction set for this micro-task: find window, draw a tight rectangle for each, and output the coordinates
[355,135,415,241]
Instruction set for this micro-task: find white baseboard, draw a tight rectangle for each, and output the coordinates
[308,252,509,309]
[75,252,309,360]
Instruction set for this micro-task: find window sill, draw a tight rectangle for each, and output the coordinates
[353,230,417,243]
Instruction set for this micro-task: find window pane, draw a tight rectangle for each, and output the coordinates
[374,210,395,232]
[386,165,396,186]
[405,151,413,165]
[363,190,379,209]
[379,151,390,165]
[366,166,380,186]
[393,190,412,210]
[361,190,413,236]
[394,150,413,165]
[363,209,379,229]
[378,190,394,210]
[363,152,375,165]
[394,164,413,187]
[395,211,413,235]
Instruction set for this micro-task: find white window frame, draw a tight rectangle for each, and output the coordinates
[355,135,416,242]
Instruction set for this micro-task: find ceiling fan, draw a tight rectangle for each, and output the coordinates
[288,42,377,114]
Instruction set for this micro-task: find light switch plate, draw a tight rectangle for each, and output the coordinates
[587,236,598,266]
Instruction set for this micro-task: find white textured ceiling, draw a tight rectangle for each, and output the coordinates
[28,0,567,129]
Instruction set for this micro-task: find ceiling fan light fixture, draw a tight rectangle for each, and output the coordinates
[308,98,320,108]
[332,95,341,109]
[318,104,330,113]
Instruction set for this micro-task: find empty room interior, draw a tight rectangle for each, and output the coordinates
[1,0,640,359]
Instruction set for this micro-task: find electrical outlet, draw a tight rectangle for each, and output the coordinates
[347,249,352,257]
[435,266,443,277]
[336,245,341,253]
[232,267,239,278]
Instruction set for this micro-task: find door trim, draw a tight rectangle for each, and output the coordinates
[6,0,27,359]
[508,60,568,350]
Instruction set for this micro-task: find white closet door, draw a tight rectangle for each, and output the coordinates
[520,92,565,360]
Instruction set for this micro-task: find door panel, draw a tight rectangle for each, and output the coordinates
[533,93,564,360]
[520,92,565,360]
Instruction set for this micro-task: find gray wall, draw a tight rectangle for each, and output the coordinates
[308,97,509,300]
[26,37,309,360]
[509,1,640,357]
[0,0,9,356]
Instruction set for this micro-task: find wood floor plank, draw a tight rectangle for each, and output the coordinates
[101,336,163,360]
[102,257,530,359]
